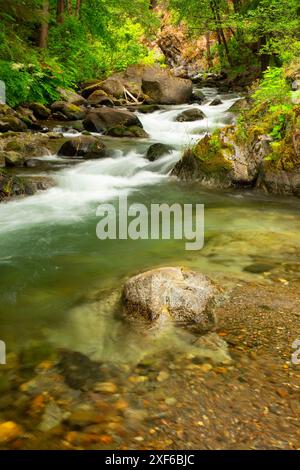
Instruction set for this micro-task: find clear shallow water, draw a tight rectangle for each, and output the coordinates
[0,88,300,364]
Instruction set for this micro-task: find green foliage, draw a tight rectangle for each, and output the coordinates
[253,68,290,106]
[0,0,158,106]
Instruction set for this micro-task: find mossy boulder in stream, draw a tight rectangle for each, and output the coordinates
[172,131,235,188]
[172,126,269,189]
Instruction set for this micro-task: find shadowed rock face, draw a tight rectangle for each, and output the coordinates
[123,267,218,332]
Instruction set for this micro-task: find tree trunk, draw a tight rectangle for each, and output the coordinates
[66,0,73,15]
[39,0,49,49]
[210,0,232,66]
[259,35,270,72]
[206,32,213,68]
[75,0,81,17]
[57,0,65,24]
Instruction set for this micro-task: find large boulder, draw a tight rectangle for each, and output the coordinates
[89,65,193,105]
[50,102,85,120]
[146,143,174,162]
[142,74,192,105]
[83,108,142,133]
[176,108,206,122]
[57,135,107,159]
[172,128,267,189]
[123,267,218,332]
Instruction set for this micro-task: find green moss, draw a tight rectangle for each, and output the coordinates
[187,132,234,175]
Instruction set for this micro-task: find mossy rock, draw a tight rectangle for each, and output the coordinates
[193,134,234,173]
[50,102,85,120]
[137,104,161,114]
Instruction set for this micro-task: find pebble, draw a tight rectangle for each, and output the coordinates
[157,371,170,382]
[0,421,23,444]
[165,397,177,406]
[93,382,117,394]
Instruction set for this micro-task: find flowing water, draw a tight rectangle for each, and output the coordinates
[0,88,300,365]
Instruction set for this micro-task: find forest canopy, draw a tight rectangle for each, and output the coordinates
[0,0,299,106]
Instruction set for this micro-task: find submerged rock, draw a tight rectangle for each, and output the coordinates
[58,350,105,390]
[146,143,174,162]
[57,136,107,159]
[176,108,206,122]
[193,333,232,365]
[123,267,218,332]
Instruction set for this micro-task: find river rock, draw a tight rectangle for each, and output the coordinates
[0,170,36,201]
[257,164,300,197]
[106,125,148,138]
[87,90,114,106]
[172,128,268,189]
[0,116,28,133]
[123,267,218,332]
[0,421,23,444]
[228,98,250,113]
[210,97,223,106]
[137,104,161,114]
[0,104,16,117]
[98,65,193,105]
[4,151,25,168]
[27,103,51,120]
[50,102,85,120]
[58,87,87,106]
[57,136,107,159]
[142,74,192,105]
[176,109,206,122]
[83,108,142,133]
[146,143,174,162]
[190,90,206,104]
